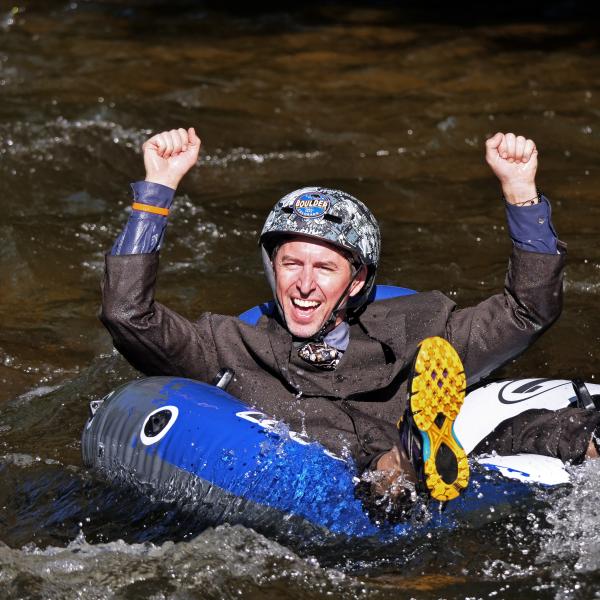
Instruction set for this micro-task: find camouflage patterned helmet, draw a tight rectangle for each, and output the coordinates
[259,186,381,313]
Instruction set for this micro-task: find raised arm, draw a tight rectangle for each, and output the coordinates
[447,132,565,383]
[101,128,218,381]
[111,128,201,255]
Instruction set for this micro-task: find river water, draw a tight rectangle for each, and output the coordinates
[2,2,600,598]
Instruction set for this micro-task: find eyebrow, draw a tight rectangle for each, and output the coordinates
[278,254,340,269]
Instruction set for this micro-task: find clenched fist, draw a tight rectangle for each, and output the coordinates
[485,132,538,205]
[143,127,201,190]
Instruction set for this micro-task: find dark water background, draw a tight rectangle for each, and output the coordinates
[2,2,600,598]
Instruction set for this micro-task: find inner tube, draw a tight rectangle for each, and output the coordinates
[84,286,598,539]
[82,376,549,541]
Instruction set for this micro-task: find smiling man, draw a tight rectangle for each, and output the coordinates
[273,237,366,339]
[259,187,378,367]
[101,127,600,519]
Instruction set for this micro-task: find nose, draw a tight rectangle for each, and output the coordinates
[297,265,316,295]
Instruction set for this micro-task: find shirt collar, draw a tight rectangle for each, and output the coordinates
[323,321,350,351]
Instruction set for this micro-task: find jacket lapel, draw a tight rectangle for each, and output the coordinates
[260,298,409,398]
[336,304,408,397]
[359,299,409,364]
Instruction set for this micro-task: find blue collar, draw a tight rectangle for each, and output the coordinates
[323,321,350,352]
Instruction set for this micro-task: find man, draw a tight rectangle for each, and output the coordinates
[101,127,600,518]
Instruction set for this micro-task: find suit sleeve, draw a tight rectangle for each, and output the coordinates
[100,252,220,381]
[445,244,566,385]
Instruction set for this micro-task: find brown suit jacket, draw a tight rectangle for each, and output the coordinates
[100,245,565,468]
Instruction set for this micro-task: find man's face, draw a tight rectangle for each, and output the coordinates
[273,237,366,338]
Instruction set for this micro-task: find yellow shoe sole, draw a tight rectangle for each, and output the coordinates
[409,336,469,501]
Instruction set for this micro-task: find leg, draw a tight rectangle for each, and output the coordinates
[405,336,469,500]
[361,336,469,519]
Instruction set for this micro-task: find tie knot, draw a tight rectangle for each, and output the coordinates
[297,341,341,370]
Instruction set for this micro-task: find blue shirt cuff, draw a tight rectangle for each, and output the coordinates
[110,181,175,255]
[505,195,559,254]
[131,180,175,209]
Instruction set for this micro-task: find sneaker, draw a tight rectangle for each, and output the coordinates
[398,336,470,502]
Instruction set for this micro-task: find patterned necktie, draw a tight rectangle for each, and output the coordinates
[297,341,341,370]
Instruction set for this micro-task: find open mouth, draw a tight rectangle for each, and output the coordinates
[292,298,320,309]
[290,297,322,318]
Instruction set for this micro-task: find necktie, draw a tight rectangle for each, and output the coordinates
[297,341,341,370]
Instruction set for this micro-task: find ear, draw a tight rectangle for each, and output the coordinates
[349,265,368,297]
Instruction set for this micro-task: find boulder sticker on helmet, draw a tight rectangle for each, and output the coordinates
[293,192,330,219]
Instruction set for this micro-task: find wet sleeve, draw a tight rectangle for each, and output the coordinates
[100,252,220,381]
[505,195,558,254]
[446,244,566,385]
[110,181,175,255]
[474,407,600,463]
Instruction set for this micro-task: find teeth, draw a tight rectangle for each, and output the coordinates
[293,298,320,308]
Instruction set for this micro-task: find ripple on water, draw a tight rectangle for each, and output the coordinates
[1,3,600,599]
[0,116,152,161]
[0,526,374,600]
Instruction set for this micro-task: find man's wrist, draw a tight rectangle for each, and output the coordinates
[501,181,538,205]
[145,175,179,191]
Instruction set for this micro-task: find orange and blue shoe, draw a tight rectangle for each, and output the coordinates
[398,336,470,502]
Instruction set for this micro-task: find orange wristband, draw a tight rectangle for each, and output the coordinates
[132,202,170,216]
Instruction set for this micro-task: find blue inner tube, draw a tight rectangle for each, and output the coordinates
[82,376,536,541]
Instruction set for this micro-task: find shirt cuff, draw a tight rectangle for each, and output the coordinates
[110,181,175,256]
[505,195,559,254]
[131,180,175,209]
